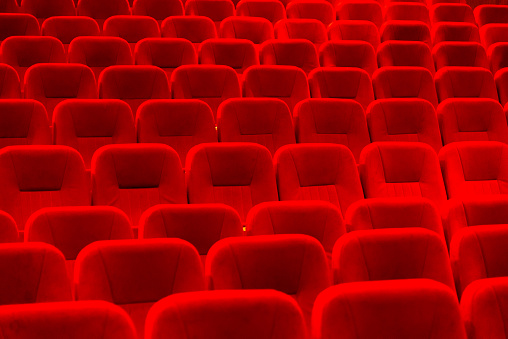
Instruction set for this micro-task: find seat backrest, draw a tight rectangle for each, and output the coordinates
[41,16,99,47]
[431,3,475,24]
[21,0,75,20]
[487,42,508,74]
[132,0,184,21]
[103,15,160,48]
[495,68,508,106]
[0,0,18,13]
[380,20,432,47]
[474,4,508,26]
[235,0,286,24]
[0,211,18,243]
[319,41,377,76]
[184,0,234,30]
[0,13,39,42]
[335,2,382,28]
[0,64,20,99]
[286,0,334,25]
[432,22,481,45]
[384,3,430,25]
[219,16,273,45]
[433,42,488,69]
[200,39,258,74]
[274,19,327,46]
[435,66,498,102]
[328,20,380,50]
[260,39,319,75]
[76,0,130,21]
[480,24,508,49]
[377,41,435,74]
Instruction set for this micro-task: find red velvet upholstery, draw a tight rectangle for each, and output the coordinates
[20,0,75,20]
[186,142,278,222]
[377,41,435,74]
[294,98,370,163]
[260,39,318,75]
[437,98,508,144]
[145,290,306,339]
[487,42,508,74]
[385,3,430,25]
[103,16,161,49]
[217,98,295,155]
[380,20,432,47]
[372,66,439,107]
[206,234,331,325]
[439,141,508,199]
[474,4,508,26]
[219,17,273,45]
[359,142,447,203]
[75,238,205,338]
[319,41,377,76]
[0,0,17,13]
[480,24,508,49]
[0,145,90,232]
[201,39,258,74]
[433,42,488,69]
[235,0,286,25]
[335,2,382,28]
[312,279,466,339]
[431,3,475,24]
[161,16,217,48]
[435,66,498,102]
[92,143,187,228]
[0,64,20,99]
[41,16,99,49]
[274,143,363,216]
[328,20,380,50]
[494,68,508,106]
[53,99,136,169]
[136,99,216,166]
[0,13,39,42]
[366,98,442,152]
[76,0,130,25]
[132,0,184,21]
[432,22,481,45]
[274,19,327,47]
[0,211,18,243]
[185,0,234,31]
[286,0,334,25]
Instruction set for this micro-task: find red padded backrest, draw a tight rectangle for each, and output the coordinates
[103,15,160,46]
[132,0,184,21]
[161,16,217,43]
[475,5,508,26]
[433,42,488,69]
[377,41,435,74]
[0,211,18,243]
[0,0,17,13]
[76,0,131,20]
[495,68,508,106]
[0,13,39,42]
[260,39,319,75]
[274,19,327,46]
[286,0,334,25]
[380,20,432,47]
[41,16,100,46]
[385,3,430,25]
[435,66,498,102]
[319,41,377,76]
[21,0,75,19]
[235,0,286,24]
[335,2,382,28]
[0,64,20,99]
[433,22,481,45]
[480,24,508,49]
[327,20,380,50]
[488,42,508,74]
[219,17,273,44]
[200,39,258,74]
[431,3,475,24]
[185,0,234,29]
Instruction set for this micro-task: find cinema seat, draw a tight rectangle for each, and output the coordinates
[0,242,72,304]
[185,0,234,31]
[102,16,160,54]
[319,41,377,76]
[161,16,217,48]
[328,20,380,50]
[0,145,90,232]
[372,67,439,108]
[260,39,318,75]
[136,99,216,166]
[20,0,75,23]
[451,225,508,295]
[206,234,331,325]
[435,67,498,102]
[274,19,327,47]
[0,64,20,98]
[380,20,432,47]
[41,16,100,51]
[480,24,508,50]
[487,42,508,74]
[312,279,466,339]
[217,98,295,155]
[377,41,435,75]
[439,141,508,199]
[219,17,273,45]
[294,98,370,163]
[243,65,310,112]
[286,0,334,25]
[76,0,131,27]
[495,68,508,106]
[274,143,364,216]
[437,98,508,144]
[99,65,170,116]
[432,22,481,45]
[384,3,430,26]
[25,206,133,279]
[0,99,51,148]
[431,3,475,24]
[308,67,374,110]
[474,4,508,26]
[366,98,442,152]
[145,290,306,339]
[68,37,133,81]
[433,42,489,69]
[0,13,39,42]
[75,239,205,337]
[246,201,345,258]
[24,64,97,121]
[171,65,240,121]
[139,204,243,264]
[335,2,383,29]
[200,39,258,75]
[235,0,286,24]
[132,0,184,22]
[359,142,448,204]
[53,99,136,169]
[92,144,187,229]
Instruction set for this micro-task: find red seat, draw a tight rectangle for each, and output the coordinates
[384,3,430,26]
[495,68,508,106]
[319,41,377,76]
[433,42,488,70]
[235,0,286,24]
[0,0,17,13]
[132,0,184,22]
[274,19,327,47]
[286,0,334,26]
[0,63,20,99]
[432,22,481,45]
[0,13,39,42]
[260,39,318,75]
[103,15,160,52]
[335,2,382,28]
[76,0,131,26]
[185,0,234,32]
[41,16,99,50]
[161,16,217,48]
[219,17,273,45]
[380,20,432,47]
[377,41,435,75]
[480,24,508,49]
[21,0,75,22]
[435,66,498,102]
[200,39,258,75]
[474,4,508,26]
[431,3,475,24]
[487,42,508,74]
[328,20,380,50]
[0,211,18,243]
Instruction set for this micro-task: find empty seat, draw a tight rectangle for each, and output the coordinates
[313,279,466,339]
[294,98,370,163]
[0,211,18,243]
[136,99,216,166]
[246,200,345,258]
[0,13,39,42]
[235,0,286,24]
[134,38,197,81]
[377,41,435,75]
[206,234,330,324]
[372,67,439,107]
[219,16,273,45]
[431,3,475,24]
[25,206,133,279]
[435,66,498,102]
[260,39,318,75]
[366,98,442,152]
[217,98,295,155]
[24,64,97,121]
[433,22,481,45]
[53,99,136,169]
[274,143,364,216]
[99,65,169,116]
[345,197,444,237]
[68,37,133,81]
[0,145,90,232]
[41,16,99,50]
[360,142,448,203]
[480,24,508,49]
[274,19,327,47]
[132,0,184,22]
[439,141,508,199]
[451,225,508,295]
[103,15,160,52]
[487,42,508,74]
[380,20,432,47]
[139,204,243,264]
[186,143,277,222]
[286,0,334,26]
[384,3,430,26]
[474,4,508,26]
[92,144,187,228]
[21,0,75,22]
[495,68,508,106]
[146,290,306,339]
[185,0,234,31]
[318,41,377,76]
[0,64,19,98]
[1,36,65,87]
[243,65,309,112]
[335,2,382,29]
[433,42,489,70]
[76,0,130,26]
[171,65,240,121]
[437,98,508,144]
[328,20,380,50]
[308,67,374,110]
[0,99,51,148]
[75,239,205,337]
[200,39,258,75]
